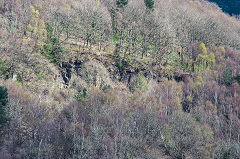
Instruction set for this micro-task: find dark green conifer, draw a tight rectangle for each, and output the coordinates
[144,0,154,11]
[116,0,128,8]
[0,86,9,129]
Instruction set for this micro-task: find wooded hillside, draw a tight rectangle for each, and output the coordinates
[0,0,240,158]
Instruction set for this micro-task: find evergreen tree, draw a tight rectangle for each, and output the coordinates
[144,0,154,11]
[222,69,233,86]
[43,22,63,63]
[116,0,128,8]
[0,86,9,130]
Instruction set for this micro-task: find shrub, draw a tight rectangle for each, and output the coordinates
[225,47,235,58]
[74,88,88,103]
[0,60,9,80]
[17,73,23,84]
[235,73,240,85]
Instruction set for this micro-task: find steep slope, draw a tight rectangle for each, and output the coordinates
[0,0,240,158]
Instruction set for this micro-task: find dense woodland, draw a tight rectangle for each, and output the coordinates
[0,0,240,158]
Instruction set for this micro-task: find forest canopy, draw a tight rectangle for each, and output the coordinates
[0,0,240,158]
